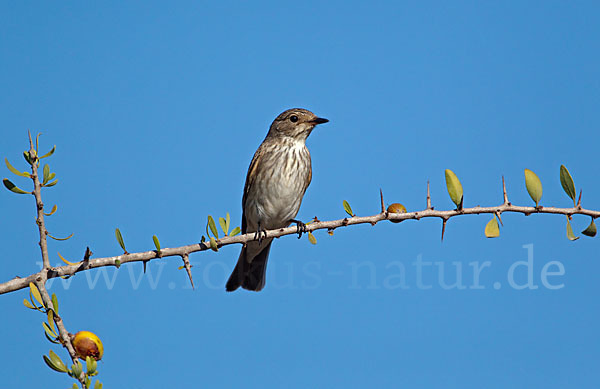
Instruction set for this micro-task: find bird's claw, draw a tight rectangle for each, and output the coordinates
[291,219,307,239]
[254,224,267,245]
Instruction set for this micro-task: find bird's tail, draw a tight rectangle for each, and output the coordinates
[226,241,272,292]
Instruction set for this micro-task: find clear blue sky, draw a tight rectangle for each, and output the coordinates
[1,1,599,388]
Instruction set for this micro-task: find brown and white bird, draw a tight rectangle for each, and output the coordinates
[226,108,329,292]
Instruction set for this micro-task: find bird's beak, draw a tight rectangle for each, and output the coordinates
[311,117,329,125]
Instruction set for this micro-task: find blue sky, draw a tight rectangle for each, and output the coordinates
[1,1,599,388]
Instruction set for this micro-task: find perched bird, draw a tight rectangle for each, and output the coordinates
[226,108,329,292]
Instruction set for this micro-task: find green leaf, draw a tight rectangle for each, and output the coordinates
[484,217,500,238]
[115,228,127,252]
[40,145,56,159]
[5,158,30,177]
[85,377,92,388]
[23,298,35,309]
[43,178,58,187]
[47,350,68,373]
[115,259,121,268]
[44,204,58,216]
[177,265,185,270]
[209,236,218,251]
[524,169,543,206]
[153,235,161,251]
[566,219,579,241]
[559,165,576,206]
[219,217,227,236]
[94,380,103,389]
[51,293,59,313]
[42,164,50,184]
[48,233,74,241]
[47,309,55,332]
[226,213,231,235]
[582,219,597,237]
[445,169,464,209]
[230,227,241,236]
[43,355,68,373]
[207,216,219,238]
[342,200,354,217]
[3,178,31,194]
[44,331,60,344]
[308,232,317,244]
[86,356,97,375]
[43,322,57,339]
[71,360,83,377]
[29,282,44,307]
[23,151,32,165]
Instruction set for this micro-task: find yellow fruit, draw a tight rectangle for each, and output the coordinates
[387,203,406,223]
[72,331,103,361]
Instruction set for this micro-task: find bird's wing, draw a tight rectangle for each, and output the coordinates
[241,145,266,234]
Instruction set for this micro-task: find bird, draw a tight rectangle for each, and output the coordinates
[226,108,329,292]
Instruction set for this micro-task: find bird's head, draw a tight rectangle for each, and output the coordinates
[267,108,328,141]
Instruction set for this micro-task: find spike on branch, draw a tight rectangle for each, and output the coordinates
[502,176,509,205]
[181,254,194,289]
[426,181,432,210]
[380,188,385,213]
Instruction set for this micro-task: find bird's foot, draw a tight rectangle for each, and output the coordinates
[254,223,267,245]
[290,219,307,239]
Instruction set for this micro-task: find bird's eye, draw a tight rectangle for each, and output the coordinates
[289,115,299,123]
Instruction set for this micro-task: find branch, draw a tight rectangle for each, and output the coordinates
[28,132,51,270]
[2,202,598,295]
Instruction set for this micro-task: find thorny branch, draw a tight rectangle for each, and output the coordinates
[2,182,598,295]
[22,133,86,385]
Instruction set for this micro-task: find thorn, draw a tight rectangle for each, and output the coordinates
[426,181,432,210]
[380,188,385,213]
[577,189,582,207]
[495,211,504,227]
[28,130,33,150]
[441,218,448,242]
[181,254,194,289]
[502,176,509,205]
[143,260,148,274]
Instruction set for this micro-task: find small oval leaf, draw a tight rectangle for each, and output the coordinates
[524,169,543,206]
[48,350,68,373]
[115,228,127,252]
[342,200,354,217]
[51,293,59,313]
[43,179,58,187]
[219,217,227,235]
[207,216,219,238]
[23,298,35,309]
[582,219,597,237]
[445,169,464,209]
[43,355,67,373]
[226,213,231,235]
[307,232,317,244]
[44,204,58,216]
[5,158,30,177]
[115,259,121,268]
[29,282,44,307]
[3,178,31,194]
[47,309,55,332]
[230,227,241,236]
[209,236,218,251]
[48,233,74,241]
[58,252,78,266]
[559,165,576,205]
[153,235,161,251]
[42,164,50,184]
[23,151,32,165]
[43,322,57,339]
[40,145,56,159]
[484,217,500,238]
[566,219,579,241]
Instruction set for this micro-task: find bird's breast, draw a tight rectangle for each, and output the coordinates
[244,141,312,230]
